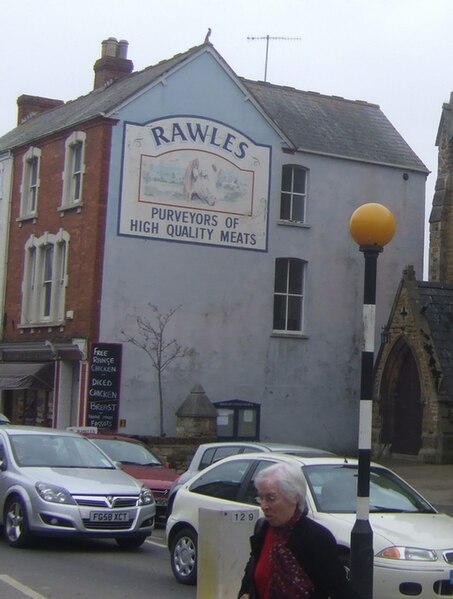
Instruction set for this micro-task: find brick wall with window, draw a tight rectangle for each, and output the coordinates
[3,121,113,343]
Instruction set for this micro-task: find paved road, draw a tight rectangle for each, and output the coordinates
[0,526,196,599]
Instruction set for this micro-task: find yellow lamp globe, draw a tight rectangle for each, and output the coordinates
[349,203,396,247]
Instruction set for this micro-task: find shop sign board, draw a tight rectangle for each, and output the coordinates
[87,343,122,430]
[119,116,271,251]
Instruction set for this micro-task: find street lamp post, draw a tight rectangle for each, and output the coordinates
[349,203,396,599]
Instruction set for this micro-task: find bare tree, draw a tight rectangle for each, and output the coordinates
[121,303,192,436]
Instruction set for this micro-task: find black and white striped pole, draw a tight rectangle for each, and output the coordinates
[349,203,396,599]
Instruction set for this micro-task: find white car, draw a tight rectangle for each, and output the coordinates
[0,426,155,549]
[167,440,335,511]
[166,452,453,598]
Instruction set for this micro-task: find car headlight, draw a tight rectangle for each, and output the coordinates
[376,546,437,561]
[35,482,76,505]
[138,486,154,506]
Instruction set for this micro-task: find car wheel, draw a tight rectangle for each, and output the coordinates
[170,527,198,585]
[4,496,31,548]
[115,533,148,549]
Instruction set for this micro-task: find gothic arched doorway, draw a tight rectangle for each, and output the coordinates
[380,342,423,456]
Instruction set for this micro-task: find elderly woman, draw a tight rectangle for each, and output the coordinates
[238,461,359,599]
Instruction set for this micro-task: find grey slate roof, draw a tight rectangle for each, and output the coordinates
[0,43,428,173]
[241,79,427,172]
[417,281,453,399]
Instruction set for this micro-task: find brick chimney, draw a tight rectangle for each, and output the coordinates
[17,95,64,125]
[93,37,134,89]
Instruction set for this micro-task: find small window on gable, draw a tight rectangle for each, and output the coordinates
[21,230,70,326]
[273,257,305,332]
[280,165,307,223]
[20,147,41,218]
[61,131,86,208]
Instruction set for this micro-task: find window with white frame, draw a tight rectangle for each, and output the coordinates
[20,147,41,218]
[280,165,307,223]
[21,230,69,326]
[273,258,305,332]
[61,131,86,208]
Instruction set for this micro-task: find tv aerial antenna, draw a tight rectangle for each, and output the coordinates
[247,35,302,82]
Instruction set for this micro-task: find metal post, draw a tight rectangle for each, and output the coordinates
[246,35,302,82]
[264,35,270,82]
[350,245,382,599]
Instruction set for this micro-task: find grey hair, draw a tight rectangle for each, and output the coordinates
[255,461,307,509]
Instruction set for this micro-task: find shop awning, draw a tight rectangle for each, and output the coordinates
[0,362,54,390]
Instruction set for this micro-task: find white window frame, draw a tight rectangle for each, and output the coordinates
[280,164,307,223]
[21,230,70,326]
[273,257,305,333]
[61,131,86,209]
[20,146,41,218]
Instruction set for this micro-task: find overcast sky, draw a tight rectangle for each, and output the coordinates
[2,0,452,275]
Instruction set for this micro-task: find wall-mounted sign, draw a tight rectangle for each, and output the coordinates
[119,117,271,251]
[87,343,122,431]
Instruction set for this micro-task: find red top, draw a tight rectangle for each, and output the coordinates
[254,526,275,599]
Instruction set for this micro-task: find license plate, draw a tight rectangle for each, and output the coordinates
[90,511,129,522]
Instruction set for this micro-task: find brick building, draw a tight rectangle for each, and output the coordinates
[0,39,126,426]
[0,38,427,452]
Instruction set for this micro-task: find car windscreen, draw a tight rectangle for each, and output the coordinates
[303,464,435,514]
[9,434,116,468]
[92,439,162,467]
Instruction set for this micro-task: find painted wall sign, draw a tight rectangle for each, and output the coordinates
[87,343,122,431]
[119,117,271,251]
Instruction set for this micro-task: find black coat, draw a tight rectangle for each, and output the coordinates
[238,516,360,599]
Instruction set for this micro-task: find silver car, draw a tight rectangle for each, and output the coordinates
[0,426,155,549]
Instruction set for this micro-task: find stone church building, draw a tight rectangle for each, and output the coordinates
[373,93,453,463]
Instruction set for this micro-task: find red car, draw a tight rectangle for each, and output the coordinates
[85,433,180,522]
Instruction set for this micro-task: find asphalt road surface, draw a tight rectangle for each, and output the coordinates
[0,526,196,599]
